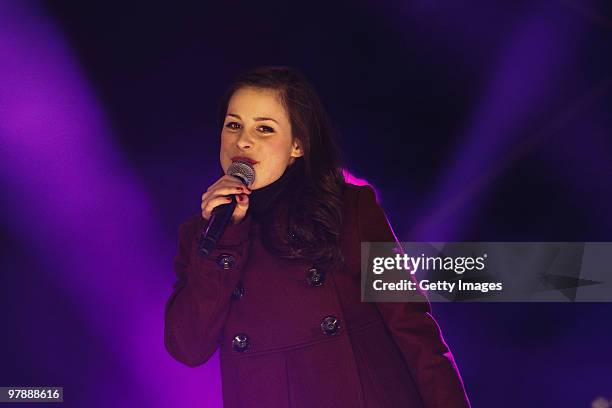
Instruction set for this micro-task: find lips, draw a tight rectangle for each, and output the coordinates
[231,156,258,165]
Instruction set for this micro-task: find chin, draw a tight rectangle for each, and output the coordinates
[250,181,264,190]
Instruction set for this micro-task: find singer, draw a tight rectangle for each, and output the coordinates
[164,66,470,407]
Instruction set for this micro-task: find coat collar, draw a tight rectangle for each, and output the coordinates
[249,158,305,218]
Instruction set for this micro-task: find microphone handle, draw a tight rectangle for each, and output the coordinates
[198,195,238,257]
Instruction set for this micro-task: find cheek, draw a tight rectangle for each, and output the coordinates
[221,131,238,152]
[220,132,232,148]
[219,135,232,170]
[262,156,290,180]
[265,142,291,166]
[266,137,293,155]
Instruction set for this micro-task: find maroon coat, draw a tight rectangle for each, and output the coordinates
[165,183,470,407]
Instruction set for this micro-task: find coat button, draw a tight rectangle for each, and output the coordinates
[288,231,299,243]
[231,281,244,300]
[306,267,325,287]
[231,333,250,352]
[320,315,340,336]
[216,253,236,270]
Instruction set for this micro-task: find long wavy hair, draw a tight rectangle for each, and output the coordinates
[217,66,346,270]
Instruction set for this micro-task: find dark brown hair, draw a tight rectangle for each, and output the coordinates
[217,66,346,270]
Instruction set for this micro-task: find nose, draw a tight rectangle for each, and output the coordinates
[236,129,253,150]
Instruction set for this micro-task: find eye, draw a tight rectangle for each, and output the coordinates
[258,125,274,134]
[225,122,241,130]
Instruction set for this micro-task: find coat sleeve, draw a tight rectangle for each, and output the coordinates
[357,185,471,408]
[164,213,252,367]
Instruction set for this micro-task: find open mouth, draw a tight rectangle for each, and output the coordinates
[231,156,258,165]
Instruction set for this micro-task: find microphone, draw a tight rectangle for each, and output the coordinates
[198,161,256,257]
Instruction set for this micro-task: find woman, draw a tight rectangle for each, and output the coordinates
[164,66,470,407]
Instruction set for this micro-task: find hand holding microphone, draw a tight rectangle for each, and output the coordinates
[200,174,251,224]
[198,161,256,257]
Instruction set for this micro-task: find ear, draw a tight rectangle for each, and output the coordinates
[291,140,304,158]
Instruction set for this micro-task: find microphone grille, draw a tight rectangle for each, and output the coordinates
[227,161,255,187]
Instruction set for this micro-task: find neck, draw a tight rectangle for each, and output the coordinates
[249,159,304,217]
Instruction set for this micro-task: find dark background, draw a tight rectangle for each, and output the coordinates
[1,0,611,406]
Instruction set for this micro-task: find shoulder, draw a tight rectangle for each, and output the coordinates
[343,183,396,242]
[342,183,379,211]
[340,183,383,232]
[342,182,375,199]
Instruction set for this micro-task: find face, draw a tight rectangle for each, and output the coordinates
[220,86,303,189]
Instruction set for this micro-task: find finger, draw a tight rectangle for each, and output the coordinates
[217,179,252,192]
[235,193,249,207]
[202,195,235,215]
[212,185,251,197]
[211,178,251,192]
[201,196,229,211]
[204,175,244,194]
[233,194,249,221]
[202,189,247,207]
[203,183,250,200]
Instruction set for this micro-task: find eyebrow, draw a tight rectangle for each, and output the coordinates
[227,113,279,124]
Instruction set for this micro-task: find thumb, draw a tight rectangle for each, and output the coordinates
[236,193,249,209]
[233,193,249,220]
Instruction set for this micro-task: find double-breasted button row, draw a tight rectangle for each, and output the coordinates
[231,315,341,353]
[216,253,236,270]
[306,267,325,287]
